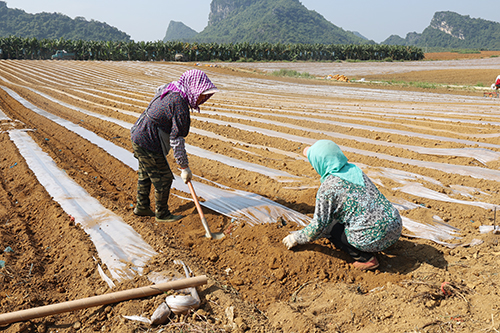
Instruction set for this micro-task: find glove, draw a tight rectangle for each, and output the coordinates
[282,234,298,250]
[180,167,192,184]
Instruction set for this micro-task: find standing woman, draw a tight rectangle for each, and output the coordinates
[283,140,402,270]
[131,69,218,222]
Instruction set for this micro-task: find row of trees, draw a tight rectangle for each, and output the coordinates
[0,36,425,62]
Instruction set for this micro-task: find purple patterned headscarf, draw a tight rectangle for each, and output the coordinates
[160,69,218,112]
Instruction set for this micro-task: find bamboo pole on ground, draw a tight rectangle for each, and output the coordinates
[0,275,208,326]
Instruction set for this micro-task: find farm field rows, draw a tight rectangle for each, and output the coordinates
[220,51,500,79]
[0,57,500,332]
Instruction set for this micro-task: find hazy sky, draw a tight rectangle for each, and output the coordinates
[3,0,499,42]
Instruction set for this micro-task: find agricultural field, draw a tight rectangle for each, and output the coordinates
[0,54,500,333]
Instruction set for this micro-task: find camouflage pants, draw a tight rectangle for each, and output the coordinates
[132,142,174,219]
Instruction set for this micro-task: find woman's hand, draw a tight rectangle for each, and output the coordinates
[282,234,298,249]
[181,167,192,184]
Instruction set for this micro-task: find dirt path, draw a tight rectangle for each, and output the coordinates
[0,56,500,332]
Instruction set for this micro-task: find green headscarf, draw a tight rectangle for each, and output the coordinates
[307,140,365,187]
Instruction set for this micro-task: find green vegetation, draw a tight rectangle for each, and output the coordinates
[382,35,407,46]
[382,11,500,50]
[378,80,438,89]
[0,0,426,63]
[411,82,438,89]
[189,0,371,44]
[0,1,130,41]
[236,57,255,62]
[370,78,498,91]
[451,49,481,54]
[163,21,198,42]
[0,37,425,61]
[270,69,315,79]
[424,48,483,55]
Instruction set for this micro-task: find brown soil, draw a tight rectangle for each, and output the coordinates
[359,51,500,89]
[0,53,499,333]
[361,68,497,92]
[424,51,500,61]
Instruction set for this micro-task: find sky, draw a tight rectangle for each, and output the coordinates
[3,0,500,43]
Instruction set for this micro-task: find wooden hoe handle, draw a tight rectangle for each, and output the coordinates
[0,275,207,326]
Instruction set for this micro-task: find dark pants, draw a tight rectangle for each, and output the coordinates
[132,142,174,219]
[329,223,373,262]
